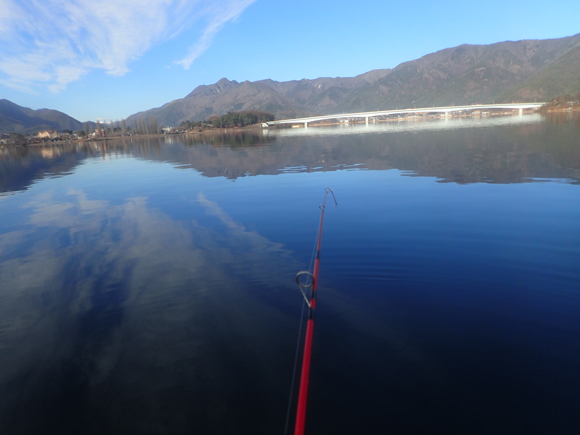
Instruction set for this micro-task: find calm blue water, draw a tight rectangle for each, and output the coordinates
[1,114,579,434]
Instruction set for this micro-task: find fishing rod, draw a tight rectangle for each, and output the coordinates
[293,187,337,435]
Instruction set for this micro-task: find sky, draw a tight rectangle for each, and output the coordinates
[0,0,578,123]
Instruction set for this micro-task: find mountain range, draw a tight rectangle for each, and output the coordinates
[2,33,580,133]
[0,99,88,134]
[126,33,580,127]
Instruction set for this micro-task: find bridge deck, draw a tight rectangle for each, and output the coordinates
[267,103,545,126]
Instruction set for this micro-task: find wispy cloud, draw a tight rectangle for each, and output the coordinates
[174,0,257,69]
[0,0,257,93]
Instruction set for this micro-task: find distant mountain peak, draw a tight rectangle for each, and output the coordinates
[186,78,240,98]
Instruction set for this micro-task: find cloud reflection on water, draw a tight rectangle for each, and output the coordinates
[0,186,299,433]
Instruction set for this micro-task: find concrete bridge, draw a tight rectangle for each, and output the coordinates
[265,103,545,127]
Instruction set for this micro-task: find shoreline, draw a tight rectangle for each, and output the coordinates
[2,107,578,149]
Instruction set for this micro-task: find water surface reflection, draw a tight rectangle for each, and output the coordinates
[1,114,579,196]
[1,114,579,434]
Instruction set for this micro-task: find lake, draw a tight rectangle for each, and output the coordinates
[1,113,579,434]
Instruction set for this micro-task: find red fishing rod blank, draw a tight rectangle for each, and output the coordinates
[293,188,337,435]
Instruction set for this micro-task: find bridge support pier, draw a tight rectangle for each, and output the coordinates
[518,108,523,116]
[304,122,308,128]
[365,117,369,126]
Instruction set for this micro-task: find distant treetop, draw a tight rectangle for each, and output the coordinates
[181,111,274,129]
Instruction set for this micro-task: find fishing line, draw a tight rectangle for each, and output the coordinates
[283,294,306,435]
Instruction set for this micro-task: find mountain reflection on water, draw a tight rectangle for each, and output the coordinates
[1,114,579,434]
[1,114,579,196]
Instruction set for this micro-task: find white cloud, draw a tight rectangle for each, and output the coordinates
[0,0,257,93]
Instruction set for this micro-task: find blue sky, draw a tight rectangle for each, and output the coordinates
[0,0,578,123]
